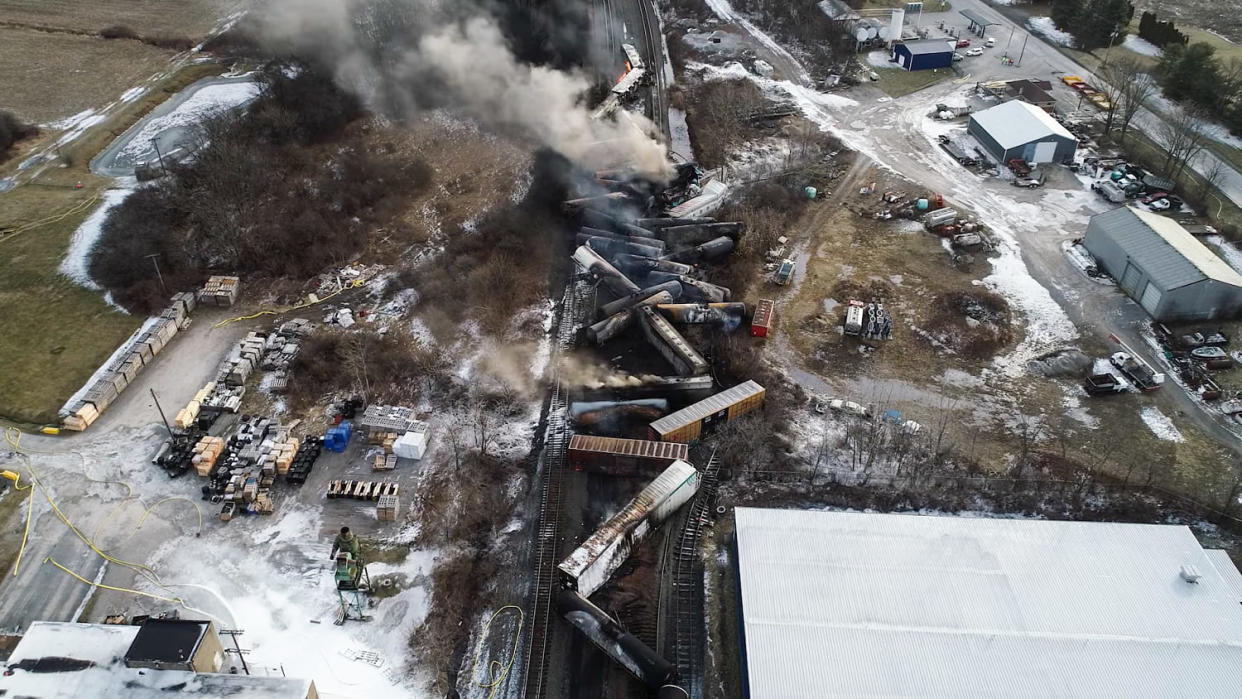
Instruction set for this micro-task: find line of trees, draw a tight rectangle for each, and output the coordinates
[1137,11,1188,48]
[1050,0,1134,51]
[1157,42,1242,136]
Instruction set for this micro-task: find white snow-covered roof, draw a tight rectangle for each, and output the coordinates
[969,98,1075,148]
[0,622,314,698]
[734,508,1242,698]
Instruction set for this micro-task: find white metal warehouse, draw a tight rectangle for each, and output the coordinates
[1083,206,1242,321]
[966,99,1077,164]
[733,508,1242,698]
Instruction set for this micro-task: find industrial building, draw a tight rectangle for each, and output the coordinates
[0,620,318,697]
[1083,207,1242,321]
[890,39,954,71]
[733,508,1242,698]
[967,99,1078,164]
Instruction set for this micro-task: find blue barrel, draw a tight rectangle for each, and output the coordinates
[916,198,929,210]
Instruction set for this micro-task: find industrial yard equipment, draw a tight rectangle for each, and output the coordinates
[334,552,372,625]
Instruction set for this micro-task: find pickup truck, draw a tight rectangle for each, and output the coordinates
[774,258,794,285]
[1084,373,1127,396]
[1111,351,1165,391]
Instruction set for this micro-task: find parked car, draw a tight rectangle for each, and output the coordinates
[985,37,996,48]
[965,47,983,57]
[1166,195,1184,210]
[1140,191,1169,204]
[774,258,795,285]
[1149,198,1172,211]
[952,52,964,62]
[829,399,872,419]
[956,39,971,48]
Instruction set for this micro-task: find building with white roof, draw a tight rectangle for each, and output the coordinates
[1083,206,1242,320]
[0,620,317,698]
[967,98,1078,164]
[733,507,1242,698]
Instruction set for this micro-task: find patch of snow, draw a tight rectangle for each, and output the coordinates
[45,108,97,130]
[119,86,148,103]
[54,112,108,148]
[1140,406,1185,442]
[1208,235,1242,274]
[867,51,896,68]
[59,185,137,289]
[1147,92,1242,150]
[1027,17,1076,48]
[115,81,261,162]
[938,368,985,389]
[669,107,693,161]
[1123,35,1162,57]
[1061,391,1100,429]
[702,0,812,83]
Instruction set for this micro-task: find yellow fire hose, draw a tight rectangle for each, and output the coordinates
[212,277,367,328]
[471,604,524,699]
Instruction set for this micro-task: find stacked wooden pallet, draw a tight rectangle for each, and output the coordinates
[192,436,226,477]
[372,453,397,472]
[62,403,99,432]
[269,437,301,475]
[215,332,266,387]
[368,430,398,453]
[377,494,400,522]
[326,480,399,501]
[201,275,241,307]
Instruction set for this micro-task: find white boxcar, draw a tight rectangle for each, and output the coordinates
[558,460,700,597]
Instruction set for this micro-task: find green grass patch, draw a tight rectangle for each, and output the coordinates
[872,66,952,98]
[0,61,231,424]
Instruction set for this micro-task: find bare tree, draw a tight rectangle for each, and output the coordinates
[1159,105,1213,181]
[341,333,372,400]
[1107,58,1157,139]
[1200,157,1228,213]
[1008,413,1044,480]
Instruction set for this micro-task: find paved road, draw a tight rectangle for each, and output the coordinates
[945,0,1242,207]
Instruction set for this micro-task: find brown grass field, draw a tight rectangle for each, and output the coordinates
[0,27,177,123]
[0,0,229,38]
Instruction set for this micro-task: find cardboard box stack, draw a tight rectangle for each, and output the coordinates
[200,275,241,307]
[192,436,226,477]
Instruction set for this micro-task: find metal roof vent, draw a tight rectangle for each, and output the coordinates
[1180,564,1202,584]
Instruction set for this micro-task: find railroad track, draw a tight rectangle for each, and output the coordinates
[634,0,670,141]
[669,451,720,697]
[521,275,587,699]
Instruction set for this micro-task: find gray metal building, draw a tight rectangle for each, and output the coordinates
[1082,207,1242,321]
[966,99,1077,164]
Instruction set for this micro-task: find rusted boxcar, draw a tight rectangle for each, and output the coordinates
[567,435,689,475]
[751,299,774,337]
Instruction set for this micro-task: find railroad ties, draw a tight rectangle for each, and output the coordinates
[523,276,590,699]
[671,451,720,697]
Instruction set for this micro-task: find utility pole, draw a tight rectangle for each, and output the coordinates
[150,388,174,440]
[145,253,167,294]
[150,137,167,174]
[1101,30,1121,69]
[1017,34,1028,66]
[1005,25,1014,52]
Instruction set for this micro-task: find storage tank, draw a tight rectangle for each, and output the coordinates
[888,8,905,43]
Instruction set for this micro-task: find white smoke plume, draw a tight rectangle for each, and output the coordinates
[249,0,673,179]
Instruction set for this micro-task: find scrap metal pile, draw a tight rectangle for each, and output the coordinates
[565,165,746,389]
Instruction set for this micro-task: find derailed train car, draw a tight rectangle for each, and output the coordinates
[558,460,700,597]
[557,588,688,696]
[568,434,689,476]
[648,380,765,443]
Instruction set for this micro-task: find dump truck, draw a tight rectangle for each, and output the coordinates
[1083,373,1128,396]
[1091,180,1127,203]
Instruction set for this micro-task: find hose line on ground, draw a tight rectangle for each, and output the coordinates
[212,277,367,328]
[471,604,525,699]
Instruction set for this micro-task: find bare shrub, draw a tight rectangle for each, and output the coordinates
[286,330,451,411]
[0,111,38,158]
[143,33,195,51]
[683,79,768,169]
[99,25,139,40]
[713,180,811,296]
[923,290,1014,359]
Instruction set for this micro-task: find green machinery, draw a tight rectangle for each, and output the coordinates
[334,552,372,625]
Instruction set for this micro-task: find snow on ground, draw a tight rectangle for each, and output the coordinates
[1146,92,1242,150]
[669,107,693,160]
[1026,17,1076,47]
[702,0,812,83]
[141,506,435,696]
[115,80,260,162]
[1140,406,1185,442]
[1123,34,1162,57]
[119,86,148,103]
[45,109,98,131]
[1061,391,1100,429]
[53,111,108,148]
[1207,235,1242,274]
[58,184,137,289]
[867,51,896,68]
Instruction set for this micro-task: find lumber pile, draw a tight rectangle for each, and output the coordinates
[200,275,241,307]
[61,293,197,431]
[372,453,397,472]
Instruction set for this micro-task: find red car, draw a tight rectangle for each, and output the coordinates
[956,39,971,48]
[1140,192,1169,204]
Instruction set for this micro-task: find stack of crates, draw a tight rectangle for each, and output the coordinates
[269,437,301,475]
[286,436,322,485]
[175,399,200,429]
[62,402,99,431]
[192,436,226,477]
[201,276,241,307]
[377,494,400,522]
[372,453,397,472]
[368,430,398,453]
[216,332,266,387]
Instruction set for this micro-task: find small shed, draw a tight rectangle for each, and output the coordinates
[1082,207,1242,321]
[891,39,954,71]
[967,99,1077,164]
